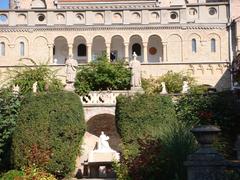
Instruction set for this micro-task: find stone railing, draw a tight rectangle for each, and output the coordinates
[80,90,132,106]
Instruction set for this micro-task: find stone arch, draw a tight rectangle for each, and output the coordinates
[129,35,143,62]
[188,33,202,61]
[73,35,87,63]
[33,36,49,63]
[111,35,125,60]
[167,34,183,62]
[92,35,106,60]
[53,36,68,64]
[147,34,163,63]
[86,113,121,151]
[15,36,29,58]
[207,33,221,61]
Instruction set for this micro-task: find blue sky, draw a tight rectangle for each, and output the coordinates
[0,0,9,9]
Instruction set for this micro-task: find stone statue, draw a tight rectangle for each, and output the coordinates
[129,52,142,90]
[12,84,20,94]
[98,131,111,151]
[182,81,190,93]
[160,82,168,94]
[65,55,78,83]
[33,81,38,93]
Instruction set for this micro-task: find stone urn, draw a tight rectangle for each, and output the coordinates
[191,125,221,147]
[185,125,227,180]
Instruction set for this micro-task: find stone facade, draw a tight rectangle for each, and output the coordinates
[0,0,231,90]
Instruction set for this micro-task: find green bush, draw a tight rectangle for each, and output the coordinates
[115,94,196,180]
[142,71,195,94]
[0,169,24,180]
[7,61,63,95]
[176,91,240,158]
[74,54,131,95]
[0,88,22,170]
[12,91,86,178]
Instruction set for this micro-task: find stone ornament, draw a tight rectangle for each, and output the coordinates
[160,82,168,94]
[182,81,190,93]
[12,84,20,94]
[129,52,142,91]
[33,81,38,93]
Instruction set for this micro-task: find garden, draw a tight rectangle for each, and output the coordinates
[0,55,239,180]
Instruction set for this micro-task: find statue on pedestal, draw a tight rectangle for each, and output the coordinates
[65,55,78,91]
[160,82,168,94]
[182,81,190,93]
[98,131,111,152]
[129,52,142,91]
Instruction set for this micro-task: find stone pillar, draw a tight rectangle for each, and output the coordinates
[87,43,92,63]
[143,42,148,63]
[124,43,129,62]
[185,126,227,180]
[237,36,240,53]
[106,43,111,60]
[162,42,167,62]
[48,44,54,64]
[68,43,73,57]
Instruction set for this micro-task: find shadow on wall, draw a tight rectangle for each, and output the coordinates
[87,113,121,151]
[215,69,231,91]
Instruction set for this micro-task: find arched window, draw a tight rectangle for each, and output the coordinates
[132,43,141,56]
[20,42,25,56]
[77,44,86,56]
[192,39,197,53]
[0,42,5,56]
[211,38,216,53]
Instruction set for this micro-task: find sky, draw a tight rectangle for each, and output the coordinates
[0,0,9,9]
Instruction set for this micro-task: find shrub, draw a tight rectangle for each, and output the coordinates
[74,54,131,95]
[7,61,63,95]
[12,91,86,178]
[0,169,24,180]
[0,88,22,170]
[115,94,196,180]
[176,91,240,158]
[142,71,195,94]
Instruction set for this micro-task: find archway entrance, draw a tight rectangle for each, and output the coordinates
[87,114,121,151]
[76,113,121,177]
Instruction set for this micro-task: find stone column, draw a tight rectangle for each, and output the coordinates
[237,36,240,52]
[48,44,54,63]
[185,126,227,180]
[124,43,129,62]
[68,43,73,57]
[87,43,92,63]
[162,42,167,62]
[143,42,148,63]
[106,43,111,60]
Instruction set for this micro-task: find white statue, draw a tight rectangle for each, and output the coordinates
[65,55,78,83]
[98,131,111,151]
[182,81,190,93]
[12,85,20,94]
[129,52,142,89]
[160,82,168,94]
[33,81,38,93]
[53,58,58,64]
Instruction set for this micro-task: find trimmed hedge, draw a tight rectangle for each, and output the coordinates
[115,94,177,157]
[115,94,196,180]
[0,88,21,170]
[12,91,85,178]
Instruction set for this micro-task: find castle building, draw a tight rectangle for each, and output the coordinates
[0,0,233,90]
